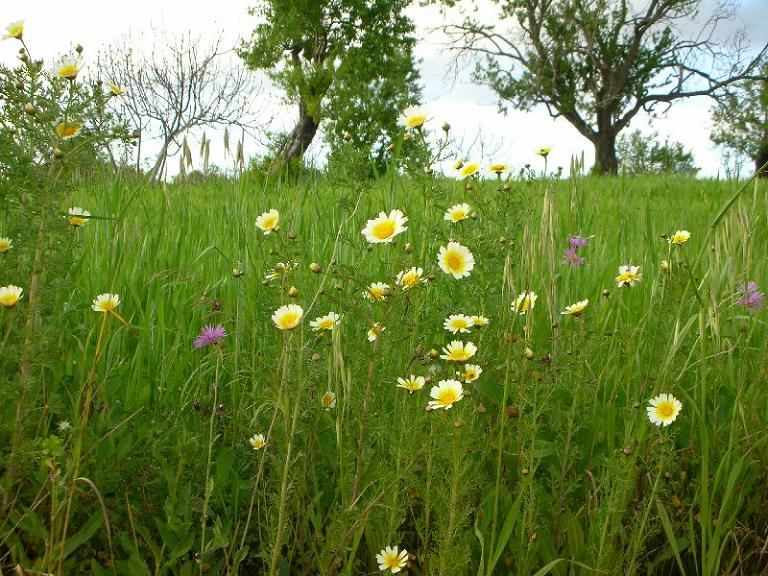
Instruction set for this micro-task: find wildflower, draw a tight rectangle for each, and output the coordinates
[443,314,473,334]
[471,315,489,327]
[458,162,480,179]
[668,230,691,245]
[272,304,303,330]
[396,267,425,289]
[736,281,765,313]
[444,203,471,223]
[367,322,385,342]
[537,146,552,158]
[321,391,337,409]
[568,235,588,248]
[310,312,341,331]
[399,105,430,129]
[0,285,23,309]
[459,364,482,382]
[561,248,585,268]
[91,293,120,313]
[438,241,474,279]
[264,261,298,282]
[3,20,24,40]
[488,163,509,175]
[57,420,72,432]
[106,83,122,96]
[647,393,682,426]
[363,282,390,301]
[193,324,227,348]
[616,265,642,287]
[361,209,408,244]
[249,434,266,450]
[561,299,588,317]
[0,237,11,253]
[427,379,464,410]
[661,260,671,272]
[55,121,82,139]
[512,291,537,315]
[256,209,280,234]
[397,375,425,393]
[68,207,91,227]
[440,340,477,362]
[376,545,409,573]
[54,55,83,80]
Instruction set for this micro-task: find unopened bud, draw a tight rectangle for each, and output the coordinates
[404,242,413,254]
[442,121,451,132]
[428,349,438,359]
[342,130,351,141]
[403,132,412,142]
[524,347,534,360]
[309,262,322,273]
[232,268,244,278]
[24,102,36,115]
[53,147,64,160]
[75,44,84,54]
[499,236,507,244]
[288,286,299,298]
[602,289,610,297]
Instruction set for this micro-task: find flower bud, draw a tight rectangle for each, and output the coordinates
[442,121,451,133]
[309,262,322,273]
[232,268,244,278]
[53,147,64,160]
[288,286,299,298]
[524,347,534,360]
[24,102,36,115]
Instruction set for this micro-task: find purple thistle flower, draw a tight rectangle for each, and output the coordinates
[736,281,765,313]
[194,324,228,348]
[561,247,585,268]
[568,235,588,249]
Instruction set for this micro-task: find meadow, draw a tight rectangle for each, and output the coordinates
[2,143,768,576]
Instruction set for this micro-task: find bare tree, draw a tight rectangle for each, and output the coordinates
[99,29,261,181]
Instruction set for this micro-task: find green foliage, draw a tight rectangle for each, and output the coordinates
[617,130,699,176]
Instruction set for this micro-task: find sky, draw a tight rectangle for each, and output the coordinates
[2,0,766,177]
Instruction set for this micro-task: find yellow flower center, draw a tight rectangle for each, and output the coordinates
[451,319,470,330]
[437,389,459,405]
[278,312,300,328]
[98,298,118,311]
[261,215,278,230]
[372,220,396,240]
[656,402,675,419]
[445,252,463,272]
[401,273,419,287]
[0,241,10,253]
[370,287,384,299]
[0,294,20,307]
[317,319,334,329]
[406,115,426,129]
[451,210,467,221]
[69,216,87,227]
[58,65,79,79]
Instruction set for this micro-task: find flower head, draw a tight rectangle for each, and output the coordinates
[193,324,227,348]
[0,237,12,253]
[669,230,691,245]
[256,209,280,234]
[272,304,303,330]
[399,105,430,130]
[68,207,91,227]
[647,393,682,426]
[458,162,480,179]
[249,434,266,450]
[471,315,489,327]
[362,209,407,244]
[537,146,552,158]
[54,55,83,80]
[444,203,471,223]
[568,235,588,248]
[321,390,337,410]
[363,282,390,301]
[367,322,385,342]
[561,248,585,268]
[561,299,589,317]
[512,291,537,315]
[616,265,642,287]
[3,20,24,40]
[0,285,23,309]
[459,364,482,383]
[56,121,82,139]
[438,241,474,279]
[440,340,477,362]
[376,545,408,573]
[264,261,298,283]
[427,379,464,410]
[488,163,509,175]
[310,312,341,331]
[92,293,120,313]
[396,267,425,289]
[397,375,425,394]
[736,281,765,313]
[443,314,473,334]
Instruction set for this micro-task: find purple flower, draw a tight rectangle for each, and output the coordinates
[736,281,765,313]
[568,235,588,248]
[561,248,585,268]
[194,324,228,348]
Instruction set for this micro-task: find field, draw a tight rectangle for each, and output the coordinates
[2,161,768,575]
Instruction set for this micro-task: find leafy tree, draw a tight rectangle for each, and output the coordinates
[239,0,420,169]
[710,60,768,177]
[616,130,698,175]
[440,0,767,174]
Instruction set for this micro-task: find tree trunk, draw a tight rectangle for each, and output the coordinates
[593,132,619,175]
[272,103,319,170]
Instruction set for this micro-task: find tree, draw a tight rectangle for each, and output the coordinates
[616,130,698,175]
[441,0,768,174]
[710,60,768,176]
[99,30,260,181]
[239,0,420,169]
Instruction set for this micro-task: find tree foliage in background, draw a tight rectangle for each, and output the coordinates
[240,0,421,169]
[616,129,698,175]
[710,60,768,177]
[440,0,767,175]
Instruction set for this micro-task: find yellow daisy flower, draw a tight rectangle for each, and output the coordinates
[92,293,120,313]
[310,312,340,331]
[512,291,537,315]
[396,375,425,393]
[54,55,83,80]
[458,162,480,179]
[444,203,471,223]
[399,105,430,129]
[68,207,91,227]
[561,299,588,317]
[0,285,23,309]
[249,433,266,450]
[361,209,407,244]
[438,241,474,279]
[272,303,303,330]
[440,340,477,362]
[647,393,682,426]
[443,314,473,334]
[3,20,24,40]
[363,282,390,301]
[56,121,82,139]
[367,322,385,342]
[668,230,690,245]
[395,267,425,289]
[616,265,642,287]
[376,545,409,573]
[537,146,552,158]
[488,163,509,175]
[427,379,464,410]
[0,237,12,253]
[256,209,280,234]
[459,363,482,383]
